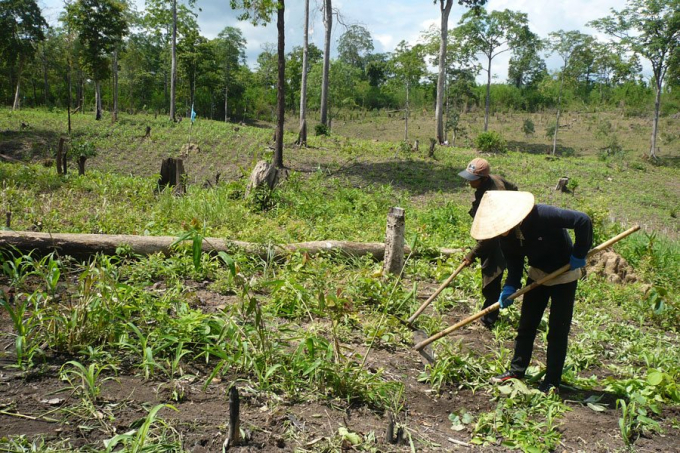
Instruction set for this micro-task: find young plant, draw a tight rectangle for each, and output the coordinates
[60,360,118,403]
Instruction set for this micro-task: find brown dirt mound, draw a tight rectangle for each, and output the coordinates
[587,250,638,284]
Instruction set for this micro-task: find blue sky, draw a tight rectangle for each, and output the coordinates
[39,0,629,81]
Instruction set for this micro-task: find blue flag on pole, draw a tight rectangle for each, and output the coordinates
[191,104,196,123]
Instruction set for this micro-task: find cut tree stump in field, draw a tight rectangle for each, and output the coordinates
[555,177,569,192]
[158,158,186,194]
[428,138,436,158]
[383,207,405,275]
[144,126,151,138]
[0,231,462,261]
[245,160,279,198]
[56,137,66,175]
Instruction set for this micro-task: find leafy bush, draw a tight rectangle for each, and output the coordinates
[315,123,329,136]
[474,131,506,153]
[522,119,535,136]
[71,139,98,158]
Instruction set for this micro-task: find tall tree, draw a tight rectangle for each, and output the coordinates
[170,0,177,120]
[0,0,47,110]
[337,24,374,71]
[230,0,285,169]
[216,26,246,122]
[391,41,426,140]
[433,0,485,144]
[320,0,332,128]
[589,0,680,159]
[65,0,128,120]
[297,0,310,145]
[455,8,538,131]
[547,30,589,155]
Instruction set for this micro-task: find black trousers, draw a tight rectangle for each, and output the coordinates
[481,271,502,324]
[509,279,577,387]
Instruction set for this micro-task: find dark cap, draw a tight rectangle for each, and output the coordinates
[458,158,490,181]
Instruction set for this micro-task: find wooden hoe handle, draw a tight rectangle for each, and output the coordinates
[406,261,468,325]
[414,225,640,352]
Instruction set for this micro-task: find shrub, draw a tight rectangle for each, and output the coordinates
[474,131,506,153]
[315,123,329,136]
[522,119,535,136]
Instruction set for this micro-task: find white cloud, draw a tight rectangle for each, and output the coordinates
[374,34,394,51]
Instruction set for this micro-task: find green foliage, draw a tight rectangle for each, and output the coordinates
[474,131,507,153]
[522,118,535,136]
[70,139,97,158]
[472,380,568,450]
[314,123,329,136]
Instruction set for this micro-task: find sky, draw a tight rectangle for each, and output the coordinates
[38,0,630,81]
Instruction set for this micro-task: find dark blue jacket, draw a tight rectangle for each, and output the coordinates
[500,205,593,288]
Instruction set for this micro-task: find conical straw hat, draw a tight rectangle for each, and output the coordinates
[470,191,535,240]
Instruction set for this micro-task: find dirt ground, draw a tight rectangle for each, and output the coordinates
[1,277,678,452]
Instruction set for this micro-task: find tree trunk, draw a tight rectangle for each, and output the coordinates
[12,60,23,111]
[484,55,491,132]
[404,80,409,141]
[224,85,229,122]
[170,0,178,121]
[67,69,72,135]
[42,52,50,106]
[112,49,119,122]
[0,230,462,262]
[297,0,310,145]
[552,70,565,155]
[435,0,453,144]
[274,0,285,169]
[649,77,662,159]
[95,80,102,120]
[320,0,332,127]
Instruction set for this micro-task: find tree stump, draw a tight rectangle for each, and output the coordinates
[383,207,405,276]
[77,156,87,175]
[144,126,151,138]
[428,138,436,158]
[245,160,279,198]
[413,140,419,152]
[555,177,569,192]
[56,137,66,175]
[158,158,186,194]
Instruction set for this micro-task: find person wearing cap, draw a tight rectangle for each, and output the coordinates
[458,158,518,329]
[470,191,592,394]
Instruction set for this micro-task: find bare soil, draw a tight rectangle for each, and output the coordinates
[1,278,678,452]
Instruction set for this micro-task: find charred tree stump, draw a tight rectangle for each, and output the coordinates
[5,211,11,229]
[158,158,186,194]
[428,138,436,158]
[77,156,87,175]
[62,144,68,175]
[383,207,405,276]
[223,386,241,450]
[56,137,66,175]
[144,126,151,138]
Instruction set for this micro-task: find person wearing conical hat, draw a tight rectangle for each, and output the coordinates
[471,191,593,394]
[459,158,518,329]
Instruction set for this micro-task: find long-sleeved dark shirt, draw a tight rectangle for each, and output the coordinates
[500,204,593,289]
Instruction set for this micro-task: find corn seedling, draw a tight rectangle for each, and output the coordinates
[60,360,118,404]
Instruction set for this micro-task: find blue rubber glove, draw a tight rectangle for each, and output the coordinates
[570,254,586,270]
[498,285,517,309]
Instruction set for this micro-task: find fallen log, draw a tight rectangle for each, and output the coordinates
[0,231,462,261]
